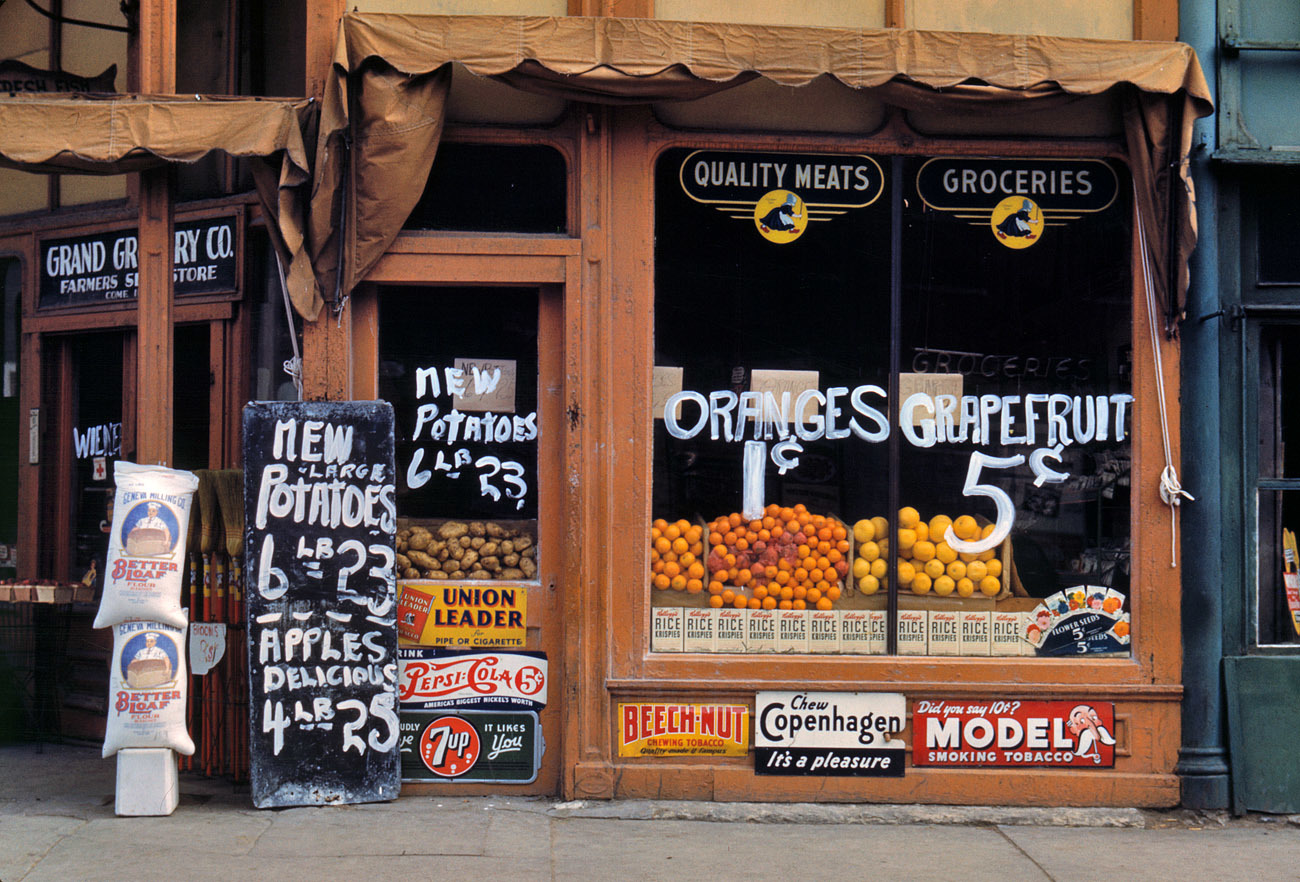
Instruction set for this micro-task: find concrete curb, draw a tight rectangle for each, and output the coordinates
[547,799,1146,827]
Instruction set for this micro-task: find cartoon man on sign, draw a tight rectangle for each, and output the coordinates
[1067,704,1116,764]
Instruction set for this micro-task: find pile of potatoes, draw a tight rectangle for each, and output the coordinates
[396,520,537,581]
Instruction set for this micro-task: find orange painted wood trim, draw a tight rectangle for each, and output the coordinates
[1133,0,1179,41]
[306,0,347,100]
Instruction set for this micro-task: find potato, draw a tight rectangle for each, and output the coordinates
[479,555,500,572]
[460,550,479,569]
[469,570,490,580]
[401,567,420,580]
[502,553,520,568]
[408,529,432,551]
[441,559,458,573]
[480,541,500,558]
[514,535,534,552]
[449,570,465,580]
[459,536,473,548]
[408,550,437,571]
[469,521,487,538]
[500,567,525,581]
[519,557,537,578]
[395,553,411,570]
[499,540,515,556]
[428,570,449,580]
[438,521,469,540]
[486,522,507,539]
[470,536,486,550]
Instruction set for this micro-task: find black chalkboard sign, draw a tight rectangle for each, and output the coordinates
[243,401,400,808]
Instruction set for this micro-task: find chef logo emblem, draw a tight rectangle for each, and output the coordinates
[754,190,808,244]
[991,196,1044,249]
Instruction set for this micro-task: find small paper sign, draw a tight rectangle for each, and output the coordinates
[189,622,227,675]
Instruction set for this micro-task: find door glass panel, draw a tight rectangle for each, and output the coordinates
[379,286,540,583]
[172,324,211,471]
[68,333,125,585]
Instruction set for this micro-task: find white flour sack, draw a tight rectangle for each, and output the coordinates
[93,462,199,630]
[103,618,195,757]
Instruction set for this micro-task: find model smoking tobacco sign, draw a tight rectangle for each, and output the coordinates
[913,699,1116,767]
[680,150,883,244]
[915,158,1119,249]
[243,401,400,808]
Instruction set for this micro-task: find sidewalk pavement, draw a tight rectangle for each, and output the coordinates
[1,743,1298,882]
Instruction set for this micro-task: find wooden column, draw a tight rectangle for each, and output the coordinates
[136,168,174,465]
[132,0,176,463]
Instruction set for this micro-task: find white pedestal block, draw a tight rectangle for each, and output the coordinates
[115,748,179,816]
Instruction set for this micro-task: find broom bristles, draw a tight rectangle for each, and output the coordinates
[215,469,244,558]
[196,470,222,555]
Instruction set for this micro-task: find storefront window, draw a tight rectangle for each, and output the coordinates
[379,287,540,583]
[405,144,567,235]
[651,148,1133,657]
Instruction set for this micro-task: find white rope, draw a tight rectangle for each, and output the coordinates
[273,251,304,401]
[1135,182,1193,567]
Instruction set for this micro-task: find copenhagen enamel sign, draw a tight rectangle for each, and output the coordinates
[679,150,883,244]
[755,691,905,776]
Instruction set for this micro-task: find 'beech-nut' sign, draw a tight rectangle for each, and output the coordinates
[243,401,400,808]
[39,216,238,309]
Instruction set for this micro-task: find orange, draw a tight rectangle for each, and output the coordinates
[914,521,930,542]
[736,568,752,585]
[898,506,920,529]
[708,595,724,608]
[831,524,847,542]
[734,596,749,609]
[708,580,725,595]
[966,560,988,582]
[928,515,954,542]
[852,558,872,580]
[859,541,880,562]
[806,587,822,603]
[933,575,956,596]
[858,574,880,595]
[728,512,743,528]
[853,519,876,543]
[654,536,671,554]
[911,572,932,594]
[924,558,945,580]
[986,559,1002,578]
[747,598,762,610]
[952,515,980,541]
[762,596,778,610]
[956,578,975,598]
[679,552,696,568]
[664,523,682,541]
[686,578,704,593]
[946,560,967,580]
[912,540,936,562]
[653,574,670,590]
[979,576,1000,597]
[826,585,841,601]
[897,529,917,553]
[753,585,769,600]
[816,597,833,611]
[935,542,958,565]
[792,599,806,610]
[870,516,890,539]
[670,574,687,591]
[722,589,736,604]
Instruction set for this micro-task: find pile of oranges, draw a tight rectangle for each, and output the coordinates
[701,504,850,611]
[650,519,707,593]
[851,507,1003,598]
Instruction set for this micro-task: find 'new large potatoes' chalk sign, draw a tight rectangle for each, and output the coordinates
[244,401,400,808]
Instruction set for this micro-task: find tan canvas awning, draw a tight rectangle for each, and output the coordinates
[0,93,320,319]
[313,13,1212,330]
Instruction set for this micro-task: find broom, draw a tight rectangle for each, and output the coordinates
[195,471,224,775]
[183,480,205,773]
[214,469,245,779]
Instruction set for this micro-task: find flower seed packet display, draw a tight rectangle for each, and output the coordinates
[1026,586,1130,656]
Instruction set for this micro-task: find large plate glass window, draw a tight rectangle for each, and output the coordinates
[651,149,1132,658]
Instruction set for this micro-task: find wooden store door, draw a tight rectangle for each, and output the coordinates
[370,275,568,795]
